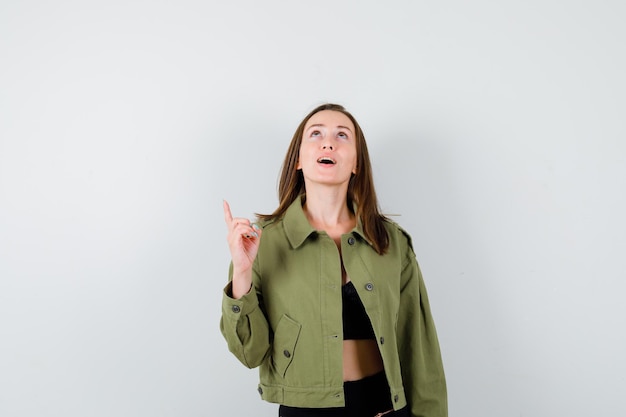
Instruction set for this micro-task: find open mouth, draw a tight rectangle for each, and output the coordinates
[317,157,336,165]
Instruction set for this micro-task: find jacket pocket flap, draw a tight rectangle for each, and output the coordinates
[272,314,302,378]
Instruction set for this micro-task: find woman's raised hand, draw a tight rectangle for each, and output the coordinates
[223,200,262,298]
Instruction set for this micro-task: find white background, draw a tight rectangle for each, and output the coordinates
[1,1,625,416]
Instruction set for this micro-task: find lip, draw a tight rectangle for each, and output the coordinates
[316,156,336,165]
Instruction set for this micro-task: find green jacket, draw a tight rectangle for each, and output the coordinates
[220,198,447,416]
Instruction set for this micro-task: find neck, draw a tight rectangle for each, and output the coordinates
[302,184,354,230]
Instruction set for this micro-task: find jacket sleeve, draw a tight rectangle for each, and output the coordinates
[219,262,271,369]
[397,237,448,417]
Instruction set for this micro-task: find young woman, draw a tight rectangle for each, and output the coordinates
[221,104,447,417]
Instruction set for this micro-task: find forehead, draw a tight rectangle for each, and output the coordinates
[305,110,355,131]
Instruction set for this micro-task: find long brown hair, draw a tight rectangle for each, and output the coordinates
[258,103,389,254]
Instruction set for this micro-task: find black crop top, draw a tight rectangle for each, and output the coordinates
[341,281,376,340]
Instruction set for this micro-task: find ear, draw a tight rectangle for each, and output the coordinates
[297,159,302,170]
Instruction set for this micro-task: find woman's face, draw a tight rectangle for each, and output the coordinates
[297,110,357,189]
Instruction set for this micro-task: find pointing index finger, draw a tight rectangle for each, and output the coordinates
[223,200,233,224]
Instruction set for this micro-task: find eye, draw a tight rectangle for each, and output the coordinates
[337,131,349,139]
[310,130,321,137]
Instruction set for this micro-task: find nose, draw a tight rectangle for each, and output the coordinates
[321,138,333,150]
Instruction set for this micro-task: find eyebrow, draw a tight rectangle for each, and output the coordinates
[306,123,353,133]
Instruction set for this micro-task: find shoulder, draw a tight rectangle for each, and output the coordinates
[383,218,414,246]
[382,218,416,258]
[255,217,278,230]
[254,215,289,244]
[254,212,287,231]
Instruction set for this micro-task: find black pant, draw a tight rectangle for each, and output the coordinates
[278,372,409,417]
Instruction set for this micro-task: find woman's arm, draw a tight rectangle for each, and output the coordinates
[220,262,271,368]
[397,235,448,417]
[220,201,271,368]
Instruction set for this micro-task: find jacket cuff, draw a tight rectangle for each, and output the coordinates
[222,282,260,319]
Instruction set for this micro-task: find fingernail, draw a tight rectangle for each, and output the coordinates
[252,224,260,231]
[252,232,259,238]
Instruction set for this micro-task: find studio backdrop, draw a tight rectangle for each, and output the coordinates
[1,1,625,416]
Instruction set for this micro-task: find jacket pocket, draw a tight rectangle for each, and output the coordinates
[271,314,302,378]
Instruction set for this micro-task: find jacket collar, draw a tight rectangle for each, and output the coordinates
[283,195,371,249]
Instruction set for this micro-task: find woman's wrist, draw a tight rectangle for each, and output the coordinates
[231,270,253,299]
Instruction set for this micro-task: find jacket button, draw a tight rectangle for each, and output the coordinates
[283,349,291,358]
[394,394,399,402]
[231,305,241,313]
[258,386,263,395]
[347,237,355,245]
[365,283,374,291]
[380,337,385,345]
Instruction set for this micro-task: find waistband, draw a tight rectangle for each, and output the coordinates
[278,371,406,417]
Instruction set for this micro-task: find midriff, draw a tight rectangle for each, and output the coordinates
[342,339,384,381]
